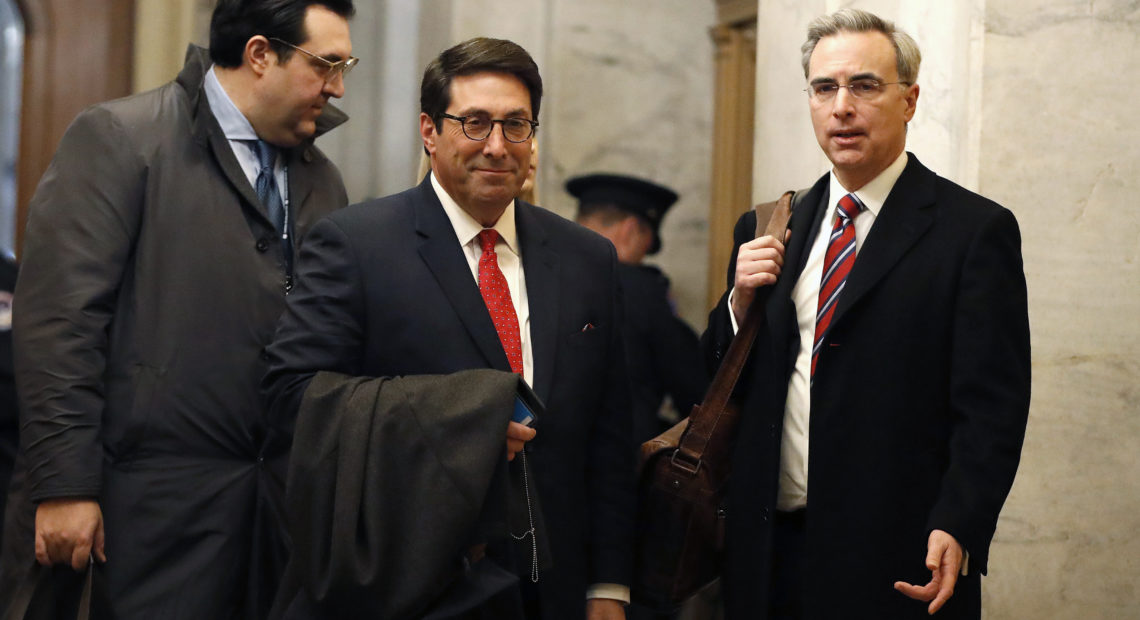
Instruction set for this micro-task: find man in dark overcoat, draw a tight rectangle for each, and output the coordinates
[1,1,356,617]
[702,9,1031,620]
[263,37,634,619]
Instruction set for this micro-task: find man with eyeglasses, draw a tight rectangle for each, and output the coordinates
[263,37,633,619]
[1,1,356,618]
[702,9,1030,620]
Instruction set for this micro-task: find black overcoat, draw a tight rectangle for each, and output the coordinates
[703,155,1031,620]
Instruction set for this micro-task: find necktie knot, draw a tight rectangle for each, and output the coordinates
[252,140,277,173]
[478,229,500,253]
[838,193,863,224]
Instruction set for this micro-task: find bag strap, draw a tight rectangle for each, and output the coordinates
[673,190,796,470]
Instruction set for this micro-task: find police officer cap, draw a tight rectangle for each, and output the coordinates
[566,173,678,255]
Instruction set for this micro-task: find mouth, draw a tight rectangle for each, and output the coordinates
[830,129,865,145]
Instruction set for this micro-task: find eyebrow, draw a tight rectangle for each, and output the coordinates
[809,71,884,85]
[455,107,533,119]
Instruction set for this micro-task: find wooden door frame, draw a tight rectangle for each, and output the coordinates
[14,0,134,256]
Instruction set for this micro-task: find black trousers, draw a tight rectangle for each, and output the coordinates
[769,509,806,620]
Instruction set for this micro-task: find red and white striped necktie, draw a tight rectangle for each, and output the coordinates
[812,193,862,377]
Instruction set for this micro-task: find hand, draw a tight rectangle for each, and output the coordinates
[506,421,537,461]
[894,529,963,615]
[730,233,787,324]
[35,498,106,570]
[585,597,625,620]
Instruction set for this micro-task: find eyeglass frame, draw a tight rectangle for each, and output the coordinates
[804,77,911,102]
[268,37,359,82]
[439,113,539,143]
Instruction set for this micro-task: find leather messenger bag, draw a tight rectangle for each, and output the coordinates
[631,190,796,610]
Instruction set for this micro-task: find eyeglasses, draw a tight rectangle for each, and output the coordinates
[440,113,539,143]
[269,37,359,82]
[806,78,910,102]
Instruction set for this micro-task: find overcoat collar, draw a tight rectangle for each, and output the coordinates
[176,44,348,223]
[767,154,937,346]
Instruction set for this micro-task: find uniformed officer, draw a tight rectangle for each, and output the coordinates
[568,173,707,446]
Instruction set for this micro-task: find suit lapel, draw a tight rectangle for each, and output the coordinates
[413,180,513,373]
[831,156,936,325]
[517,202,559,403]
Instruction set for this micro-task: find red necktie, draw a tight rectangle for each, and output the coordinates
[478,230,523,375]
[812,193,862,377]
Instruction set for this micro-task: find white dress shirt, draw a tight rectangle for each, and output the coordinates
[431,173,533,387]
[777,150,906,511]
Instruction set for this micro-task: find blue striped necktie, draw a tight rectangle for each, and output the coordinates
[812,193,863,377]
[251,140,291,264]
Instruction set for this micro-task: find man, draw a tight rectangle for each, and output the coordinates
[568,174,706,444]
[263,38,633,620]
[702,9,1030,619]
[1,1,355,617]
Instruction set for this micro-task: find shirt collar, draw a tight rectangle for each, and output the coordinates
[430,172,519,256]
[203,65,260,142]
[827,150,908,218]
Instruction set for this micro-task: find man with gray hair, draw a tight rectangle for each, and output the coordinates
[702,8,1030,619]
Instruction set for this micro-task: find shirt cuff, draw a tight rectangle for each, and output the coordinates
[961,550,969,576]
[727,287,740,335]
[586,583,630,604]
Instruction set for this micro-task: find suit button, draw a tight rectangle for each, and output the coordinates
[260,348,271,362]
[256,238,270,252]
[284,275,294,293]
[761,507,770,521]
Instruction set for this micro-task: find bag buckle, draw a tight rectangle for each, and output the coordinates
[669,449,702,476]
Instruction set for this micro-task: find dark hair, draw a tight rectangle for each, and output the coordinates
[421,37,543,130]
[209,0,355,68]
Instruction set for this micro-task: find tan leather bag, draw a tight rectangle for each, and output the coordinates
[631,191,796,610]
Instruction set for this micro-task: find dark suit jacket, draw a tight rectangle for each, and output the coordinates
[264,177,635,620]
[2,45,348,620]
[703,155,1030,620]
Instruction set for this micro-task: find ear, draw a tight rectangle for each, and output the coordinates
[903,82,919,123]
[419,113,438,155]
[245,36,275,77]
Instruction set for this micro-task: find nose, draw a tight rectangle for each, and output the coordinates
[831,85,855,117]
[482,124,509,159]
[323,72,346,99]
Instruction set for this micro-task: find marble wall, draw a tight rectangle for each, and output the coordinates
[754,1,1140,618]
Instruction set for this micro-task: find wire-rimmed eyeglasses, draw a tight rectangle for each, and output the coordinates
[269,37,359,83]
[805,78,910,102]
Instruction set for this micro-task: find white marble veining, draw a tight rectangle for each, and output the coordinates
[980,2,1140,617]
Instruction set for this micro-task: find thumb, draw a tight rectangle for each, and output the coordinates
[95,519,107,563]
[926,535,946,571]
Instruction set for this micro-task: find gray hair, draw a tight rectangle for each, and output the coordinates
[800,9,921,84]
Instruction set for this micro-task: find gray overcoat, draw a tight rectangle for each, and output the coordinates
[1,45,348,619]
